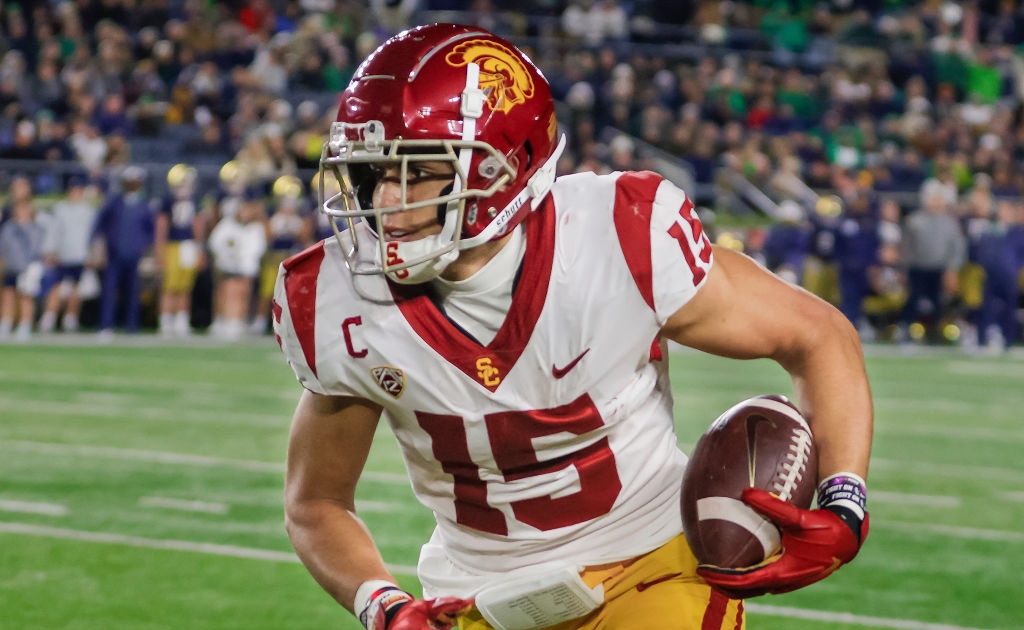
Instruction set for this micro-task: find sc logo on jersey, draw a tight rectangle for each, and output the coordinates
[475,357,501,387]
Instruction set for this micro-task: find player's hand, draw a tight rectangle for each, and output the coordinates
[387,597,474,630]
[696,487,869,599]
[361,585,474,630]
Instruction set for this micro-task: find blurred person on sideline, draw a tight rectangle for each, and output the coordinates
[896,179,966,343]
[205,161,252,325]
[273,24,873,630]
[155,163,207,338]
[762,199,811,285]
[803,195,842,306]
[833,189,880,340]
[863,242,907,335]
[958,180,996,351]
[0,195,45,341]
[876,198,902,248]
[973,199,1024,353]
[251,176,312,335]
[91,166,157,338]
[207,190,266,341]
[213,160,250,225]
[39,175,100,333]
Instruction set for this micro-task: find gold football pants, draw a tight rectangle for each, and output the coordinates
[458,533,744,630]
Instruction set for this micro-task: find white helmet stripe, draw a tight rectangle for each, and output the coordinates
[455,62,483,196]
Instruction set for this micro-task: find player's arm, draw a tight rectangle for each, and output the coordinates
[662,245,873,597]
[284,390,470,629]
[284,389,393,609]
[662,245,872,480]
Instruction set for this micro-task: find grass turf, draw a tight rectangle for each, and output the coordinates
[1,339,1021,629]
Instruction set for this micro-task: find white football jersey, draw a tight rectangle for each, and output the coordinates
[273,170,714,577]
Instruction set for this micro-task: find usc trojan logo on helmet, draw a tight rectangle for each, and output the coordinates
[446,40,534,114]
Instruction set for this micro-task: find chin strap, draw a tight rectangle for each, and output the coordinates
[459,133,566,251]
[527,134,565,211]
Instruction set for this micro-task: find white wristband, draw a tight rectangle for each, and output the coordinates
[354,580,411,630]
[817,472,868,520]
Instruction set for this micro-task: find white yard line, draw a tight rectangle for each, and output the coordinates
[0,520,417,575]
[744,603,991,630]
[0,440,409,484]
[872,422,1024,443]
[996,491,1024,503]
[138,497,230,514]
[1,399,287,428]
[0,369,295,401]
[870,458,1024,484]
[0,520,994,630]
[0,499,68,516]
[877,520,1024,543]
[869,491,961,508]
[873,397,980,414]
[946,361,1024,379]
[3,440,284,472]
[355,500,403,513]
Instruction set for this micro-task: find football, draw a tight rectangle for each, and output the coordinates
[680,394,817,568]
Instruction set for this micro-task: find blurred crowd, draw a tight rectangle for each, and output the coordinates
[0,165,318,342]
[1,0,1024,351]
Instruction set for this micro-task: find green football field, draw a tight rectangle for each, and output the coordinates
[1,338,1021,630]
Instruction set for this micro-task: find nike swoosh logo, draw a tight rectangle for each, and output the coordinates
[745,413,772,485]
[552,348,590,379]
[635,572,682,592]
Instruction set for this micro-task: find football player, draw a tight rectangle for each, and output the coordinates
[155,163,206,338]
[250,175,313,335]
[207,189,267,341]
[273,24,873,630]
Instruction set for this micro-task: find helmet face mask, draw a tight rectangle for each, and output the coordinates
[321,122,517,281]
[319,23,563,283]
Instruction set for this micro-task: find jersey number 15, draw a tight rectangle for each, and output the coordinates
[416,394,622,536]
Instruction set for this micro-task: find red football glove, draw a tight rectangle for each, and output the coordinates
[358,583,473,630]
[696,487,869,599]
[387,597,475,630]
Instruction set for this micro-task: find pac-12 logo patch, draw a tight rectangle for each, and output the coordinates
[371,366,405,398]
[445,40,534,114]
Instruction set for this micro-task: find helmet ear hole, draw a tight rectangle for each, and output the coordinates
[523,140,534,170]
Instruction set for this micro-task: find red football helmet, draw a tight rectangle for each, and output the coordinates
[320,23,565,283]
